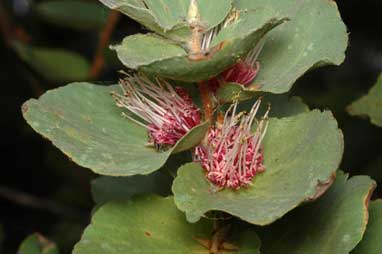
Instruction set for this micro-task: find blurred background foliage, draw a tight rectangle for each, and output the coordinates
[0,0,381,253]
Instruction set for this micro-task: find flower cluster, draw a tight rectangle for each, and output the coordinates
[112,75,201,148]
[194,100,269,190]
[113,38,268,189]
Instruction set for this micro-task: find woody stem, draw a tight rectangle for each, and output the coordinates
[199,81,213,121]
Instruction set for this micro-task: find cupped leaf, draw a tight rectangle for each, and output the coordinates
[233,0,348,94]
[259,172,376,254]
[113,34,187,69]
[35,0,108,31]
[143,0,232,31]
[99,0,161,35]
[73,195,261,254]
[258,94,309,118]
[91,171,172,206]
[351,200,382,254]
[114,9,286,82]
[217,82,263,103]
[217,82,308,104]
[18,233,59,254]
[223,90,310,119]
[348,73,382,127]
[99,0,232,41]
[13,42,90,82]
[22,83,209,176]
[173,110,343,225]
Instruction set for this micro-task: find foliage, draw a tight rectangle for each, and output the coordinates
[73,195,261,254]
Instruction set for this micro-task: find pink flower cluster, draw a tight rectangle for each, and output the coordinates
[194,100,269,190]
[113,75,201,148]
[113,39,268,189]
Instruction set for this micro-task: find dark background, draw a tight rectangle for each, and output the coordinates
[0,0,381,253]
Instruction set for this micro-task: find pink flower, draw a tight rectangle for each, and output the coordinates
[194,99,269,190]
[113,75,201,149]
[208,39,265,91]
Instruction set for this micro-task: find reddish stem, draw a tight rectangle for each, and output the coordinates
[0,3,30,44]
[199,81,214,121]
[89,10,120,79]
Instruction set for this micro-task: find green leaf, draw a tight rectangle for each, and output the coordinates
[99,0,163,37]
[114,9,286,82]
[259,172,376,254]
[113,34,187,69]
[226,92,309,119]
[143,0,232,31]
[141,0,188,30]
[217,82,262,103]
[91,171,172,206]
[13,42,90,82]
[258,94,309,118]
[352,200,382,254]
[233,0,348,93]
[348,73,382,127]
[172,110,343,225]
[18,233,59,254]
[22,83,209,176]
[73,195,261,254]
[217,82,311,104]
[35,0,108,31]
[99,0,232,41]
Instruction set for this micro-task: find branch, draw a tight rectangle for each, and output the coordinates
[0,186,84,218]
[89,10,120,79]
[199,81,214,121]
[0,3,30,44]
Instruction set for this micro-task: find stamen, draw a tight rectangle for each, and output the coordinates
[201,26,220,53]
[246,38,266,66]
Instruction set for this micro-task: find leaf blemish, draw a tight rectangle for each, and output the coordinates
[21,103,29,114]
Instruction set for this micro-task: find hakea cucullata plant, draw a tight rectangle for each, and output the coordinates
[21,1,380,254]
